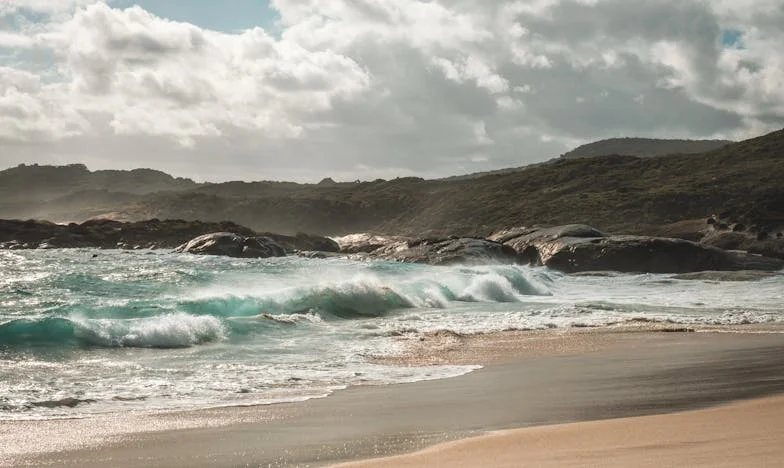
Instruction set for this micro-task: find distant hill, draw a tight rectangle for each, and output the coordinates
[0,129,781,236]
[441,138,733,183]
[560,138,733,159]
[0,164,199,221]
[0,164,198,200]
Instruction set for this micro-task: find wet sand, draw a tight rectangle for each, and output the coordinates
[3,329,784,467]
[335,396,784,468]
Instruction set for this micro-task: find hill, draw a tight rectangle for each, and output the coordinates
[561,138,733,159]
[0,129,781,237]
[0,164,199,221]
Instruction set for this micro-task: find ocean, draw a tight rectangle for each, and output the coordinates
[1,249,782,420]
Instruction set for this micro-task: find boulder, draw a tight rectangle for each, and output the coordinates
[174,232,286,258]
[258,232,340,253]
[334,233,411,254]
[497,224,784,273]
[369,237,520,266]
[701,230,784,261]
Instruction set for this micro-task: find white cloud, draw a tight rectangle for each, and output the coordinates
[0,0,783,181]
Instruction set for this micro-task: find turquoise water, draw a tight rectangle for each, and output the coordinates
[1,249,782,420]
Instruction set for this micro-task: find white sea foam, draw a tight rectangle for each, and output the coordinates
[1,250,782,420]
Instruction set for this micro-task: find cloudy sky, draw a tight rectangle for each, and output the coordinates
[1,0,783,182]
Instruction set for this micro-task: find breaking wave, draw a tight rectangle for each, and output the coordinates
[0,313,225,349]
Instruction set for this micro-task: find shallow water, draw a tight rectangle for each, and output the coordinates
[1,249,782,420]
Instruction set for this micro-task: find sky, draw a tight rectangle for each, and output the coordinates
[0,1,783,182]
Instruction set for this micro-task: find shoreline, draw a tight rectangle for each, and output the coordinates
[3,328,784,466]
[333,395,784,467]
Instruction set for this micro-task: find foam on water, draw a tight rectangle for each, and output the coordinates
[0,249,781,420]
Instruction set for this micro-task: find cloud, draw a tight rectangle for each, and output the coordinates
[0,0,783,181]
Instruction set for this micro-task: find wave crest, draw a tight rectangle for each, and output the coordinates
[0,313,225,349]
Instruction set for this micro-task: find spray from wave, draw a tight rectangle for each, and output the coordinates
[0,313,225,349]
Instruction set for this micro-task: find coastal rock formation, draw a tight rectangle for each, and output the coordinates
[174,232,286,258]
[700,230,784,261]
[0,218,257,250]
[368,237,520,266]
[334,233,412,254]
[495,225,784,273]
[258,232,340,253]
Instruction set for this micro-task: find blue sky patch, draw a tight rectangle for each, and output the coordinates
[721,29,744,49]
[112,0,280,33]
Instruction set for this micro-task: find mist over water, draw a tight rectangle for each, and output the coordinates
[1,249,782,420]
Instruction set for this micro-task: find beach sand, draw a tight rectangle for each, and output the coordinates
[3,328,784,467]
[334,395,784,468]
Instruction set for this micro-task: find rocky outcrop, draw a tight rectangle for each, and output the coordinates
[174,233,286,258]
[644,217,784,261]
[334,233,412,254]
[258,232,340,253]
[0,218,341,255]
[368,237,520,266]
[700,230,784,261]
[495,225,784,273]
[0,218,255,250]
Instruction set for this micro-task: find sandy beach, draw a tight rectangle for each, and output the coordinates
[335,395,784,468]
[3,328,784,467]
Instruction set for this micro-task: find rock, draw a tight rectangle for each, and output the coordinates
[334,233,412,254]
[296,251,347,259]
[30,397,97,408]
[174,233,286,258]
[258,232,340,253]
[369,237,520,266]
[497,224,784,273]
[0,218,341,255]
[489,224,608,253]
[671,271,781,282]
[702,230,784,261]
[0,218,257,250]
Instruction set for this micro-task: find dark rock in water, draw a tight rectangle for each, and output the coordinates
[369,237,520,266]
[258,232,339,253]
[672,271,782,282]
[335,233,412,254]
[0,218,257,250]
[31,397,97,408]
[489,224,608,251]
[296,251,347,259]
[0,217,339,256]
[496,224,784,273]
[174,232,286,258]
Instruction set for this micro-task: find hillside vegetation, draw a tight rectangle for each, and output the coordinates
[560,138,732,159]
[1,129,781,236]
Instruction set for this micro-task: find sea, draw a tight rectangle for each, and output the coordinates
[1,248,782,420]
